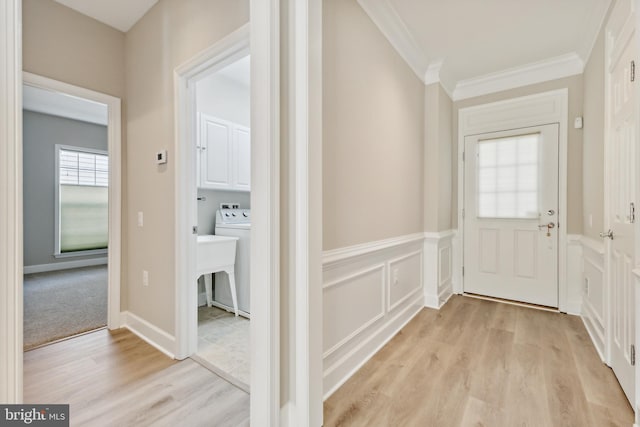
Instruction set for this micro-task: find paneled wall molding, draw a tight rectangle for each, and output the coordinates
[566,234,583,315]
[322,234,425,399]
[580,234,606,361]
[424,230,454,309]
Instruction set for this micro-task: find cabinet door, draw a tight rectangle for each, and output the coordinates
[200,115,232,190]
[233,125,251,191]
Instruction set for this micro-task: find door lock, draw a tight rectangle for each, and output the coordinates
[546,209,555,216]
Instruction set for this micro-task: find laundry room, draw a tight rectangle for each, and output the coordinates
[192,54,251,389]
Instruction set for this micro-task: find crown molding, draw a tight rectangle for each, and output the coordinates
[357,0,428,83]
[424,60,455,99]
[452,53,584,101]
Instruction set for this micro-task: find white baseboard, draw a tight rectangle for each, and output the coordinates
[564,299,582,316]
[120,311,175,359]
[424,293,439,309]
[24,257,108,274]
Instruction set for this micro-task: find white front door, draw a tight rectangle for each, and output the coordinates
[605,14,636,405]
[464,124,559,307]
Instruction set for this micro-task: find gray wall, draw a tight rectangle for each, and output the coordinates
[23,110,108,267]
[197,189,250,235]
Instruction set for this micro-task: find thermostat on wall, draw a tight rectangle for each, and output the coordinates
[156,150,168,164]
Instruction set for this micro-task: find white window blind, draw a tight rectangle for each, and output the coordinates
[57,147,109,253]
[477,133,539,219]
[59,149,109,187]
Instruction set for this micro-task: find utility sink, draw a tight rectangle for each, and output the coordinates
[196,235,239,275]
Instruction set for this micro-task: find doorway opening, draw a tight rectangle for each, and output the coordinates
[21,73,122,351]
[191,54,252,390]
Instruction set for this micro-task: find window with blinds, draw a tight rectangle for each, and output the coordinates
[56,146,109,254]
[476,133,539,219]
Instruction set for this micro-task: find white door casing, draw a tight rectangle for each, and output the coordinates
[22,72,123,332]
[457,89,569,311]
[464,124,559,307]
[605,8,636,405]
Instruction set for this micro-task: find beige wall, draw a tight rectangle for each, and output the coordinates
[452,75,585,234]
[125,0,249,334]
[424,83,453,232]
[582,28,606,240]
[323,0,425,250]
[22,0,125,98]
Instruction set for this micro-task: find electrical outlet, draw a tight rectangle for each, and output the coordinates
[138,211,144,227]
[143,270,149,287]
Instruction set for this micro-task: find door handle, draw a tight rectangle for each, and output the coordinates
[538,222,555,229]
[600,229,614,240]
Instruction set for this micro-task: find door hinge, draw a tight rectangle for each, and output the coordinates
[462,266,465,277]
[192,226,198,235]
[632,60,636,82]
[631,344,636,366]
[630,202,636,224]
[462,209,465,219]
[462,151,465,162]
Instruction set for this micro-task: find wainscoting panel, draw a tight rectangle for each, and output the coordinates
[322,234,425,399]
[424,231,454,308]
[581,236,606,360]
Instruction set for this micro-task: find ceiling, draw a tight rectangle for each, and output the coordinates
[216,56,251,88]
[23,85,108,126]
[358,0,611,99]
[54,0,158,32]
[52,0,610,99]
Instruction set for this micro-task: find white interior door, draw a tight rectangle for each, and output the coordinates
[464,124,559,307]
[605,16,636,405]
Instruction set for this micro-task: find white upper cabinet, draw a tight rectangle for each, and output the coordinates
[233,125,251,190]
[198,113,250,192]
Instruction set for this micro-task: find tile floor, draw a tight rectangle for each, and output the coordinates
[195,305,250,390]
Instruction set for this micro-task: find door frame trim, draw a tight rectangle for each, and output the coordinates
[0,0,22,403]
[173,14,281,424]
[456,88,569,311]
[22,72,123,332]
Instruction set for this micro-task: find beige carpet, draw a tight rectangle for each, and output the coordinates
[23,265,107,350]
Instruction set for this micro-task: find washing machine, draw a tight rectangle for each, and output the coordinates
[214,208,250,317]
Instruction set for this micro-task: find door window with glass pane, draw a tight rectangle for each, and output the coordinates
[57,146,109,253]
[476,133,539,219]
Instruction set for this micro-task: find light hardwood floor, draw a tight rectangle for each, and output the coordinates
[324,295,634,427]
[24,328,249,427]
